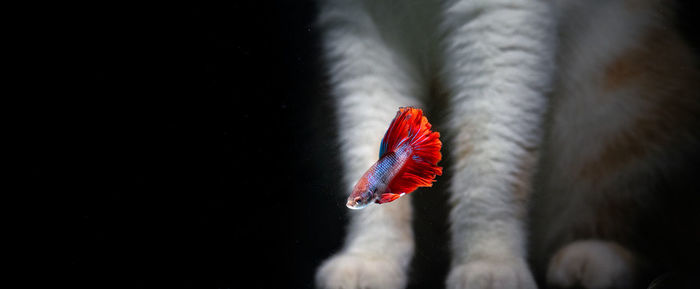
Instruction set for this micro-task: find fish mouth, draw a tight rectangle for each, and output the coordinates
[346,198,369,210]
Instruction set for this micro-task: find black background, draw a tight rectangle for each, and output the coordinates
[45,1,354,288]
[43,1,342,288]
[33,1,699,288]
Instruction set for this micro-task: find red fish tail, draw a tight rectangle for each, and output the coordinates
[378,107,442,203]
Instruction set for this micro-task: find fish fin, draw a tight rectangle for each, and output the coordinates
[377,193,404,204]
[379,107,414,157]
[382,107,443,195]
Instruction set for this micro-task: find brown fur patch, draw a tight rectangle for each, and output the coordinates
[512,152,537,202]
[603,54,642,91]
[623,0,669,14]
[581,27,700,181]
[603,27,684,91]
[593,198,636,241]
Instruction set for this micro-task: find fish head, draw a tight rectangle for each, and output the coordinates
[346,189,376,210]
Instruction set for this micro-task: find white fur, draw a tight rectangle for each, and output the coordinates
[315,0,696,289]
[315,1,437,288]
[316,253,408,289]
[440,1,555,288]
[547,240,636,289]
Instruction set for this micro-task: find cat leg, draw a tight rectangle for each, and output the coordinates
[315,1,433,288]
[316,202,414,289]
[440,1,556,288]
[547,240,638,289]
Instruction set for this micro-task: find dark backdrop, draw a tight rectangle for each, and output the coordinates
[48,1,357,288]
[38,1,699,289]
[48,1,341,288]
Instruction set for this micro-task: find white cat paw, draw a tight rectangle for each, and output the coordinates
[547,240,636,289]
[315,253,407,289]
[446,258,537,289]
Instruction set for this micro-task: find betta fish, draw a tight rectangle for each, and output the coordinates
[346,107,442,209]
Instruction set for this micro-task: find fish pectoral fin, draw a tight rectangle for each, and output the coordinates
[376,192,405,204]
